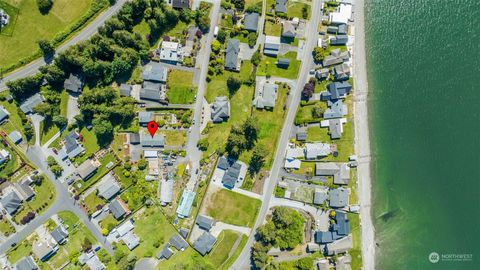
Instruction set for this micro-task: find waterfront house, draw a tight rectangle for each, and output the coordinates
[329,3,352,25]
[330,35,348,46]
[329,187,349,208]
[323,99,347,119]
[304,143,332,160]
[315,162,350,185]
[244,13,259,32]
[321,82,352,101]
[225,39,241,71]
[328,118,346,139]
[264,35,281,56]
[333,63,350,81]
[211,96,230,123]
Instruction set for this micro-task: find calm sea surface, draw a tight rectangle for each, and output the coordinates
[364,0,480,269]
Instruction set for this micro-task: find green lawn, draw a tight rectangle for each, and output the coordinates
[83,192,105,214]
[7,239,32,263]
[220,14,234,29]
[60,90,69,117]
[13,177,56,224]
[162,130,186,147]
[79,127,100,156]
[257,52,301,79]
[306,125,325,141]
[348,213,363,269]
[0,218,15,236]
[0,145,20,179]
[264,19,282,36]
[294,101,327,125]
[40,120,60,145]
[219,234,248,270]
[205,189,261,227]
[207,230,240,267]
[167,70,196,104]
[0,0,97,70]
[100,213,118,232]
[287,2,311,19]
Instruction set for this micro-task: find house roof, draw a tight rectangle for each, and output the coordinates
[338,24,348,35]
[330,35,348,45]
[296,131,307,141]
[160,179,174,205]
[64,74,83,93]
[176,189,195,218]
[333,63,350,81]
[222,161,242,189]
[50,225,69,244]
[324,99,347,119]
[116,219,134,237]
[119,84,132,97]
[244,13,259,32]
[329,3,352,25]
[316,68,330,79]
[138,111,153,124]
[225,39,240,70]
[275,0,287,13]
[85,254,105,270]
[253,82,278,109]
[264,35,281,50]
[8,131,22,144]
[123,231,140,250]
[314,188,329,205]
[169,234,189,251]
[322,55,343,67]
[160,41,180,63]
[196,215,215,231]
[143,62,168,83]
[78,251,95,265]
[327,26,339,34]
[211,96,230,122]
[15,256,38,270]
[329,187,349,208]
[140,131,165,147]
[129,133,140,144]
[0,106,9,122]
[65,131,83,157]
[19,93,44,114]
[140,82,165,101]
[315,162,349,184]
[193,232,216,255]
[315,231,334,244]
[157,245,174,259]
[32,239,57,261]
[172,0,190,9]
[217,156,229,170]
[109,198,129,219]
[329,118,343,139]
[76,159,97,180]
[324,82,352,100]
[282,21,296,38]
[97,173,121,200]
[305,143,331,159]
[277,58,290,66]
[1,191,22,215]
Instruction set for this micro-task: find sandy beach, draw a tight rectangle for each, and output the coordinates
[352,0,376,269]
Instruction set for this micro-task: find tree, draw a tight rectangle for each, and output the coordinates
[217,29,227,43]
[33,103,53,119]
[37,0,53,14]
[47,156,56,167]
[53,115,68,127]
[225,126,246,159]
[257,207,304,249]
[249,144,268,175]
[243,116,259,149]
[6,73,43,101]
[252,242,270,269]
[82,237,92,252]
[24,123,34,140]
[40,64,66,87]
[251,50,262,66]
[93,118,114,147]
[30,175,44,185]
[38,39,55,57]
[231,0,245,10]
[226,76,241,95]
[197,138,209,151]
[312,47,328,63]
[247,32,257,48]
[312,106,323,118]
[302,82,314,100]
[301,4,309,19]
[50,165,63,177]
[137,159,147,170]
[211,39,222,53]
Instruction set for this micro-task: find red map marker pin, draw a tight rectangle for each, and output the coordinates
[147,121,158,138]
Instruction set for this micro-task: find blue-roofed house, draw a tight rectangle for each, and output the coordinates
[277,58,290,68]
[244,13,259,32]
[211,96,230,123]
[225,39,241,71]
[143,62,168,83]
[9,131,22,144]
[323,99,347,119]
[176,189,195,218]
[1,191,22,215]
[321,82,352,101]
[19,93,44,114]
[193,232,216,256]
[15,256,38,270]
[196,215,215,231]
[330,35,348,45]
[315,231,334,244]
[63,131,84,159]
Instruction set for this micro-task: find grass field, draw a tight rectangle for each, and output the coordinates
[348,213,363,269]
[167,70,196,104]
[264,19,282,36]
[287,2,311,19]
[60,90,69,117]
[205,189,261,227]
[162,130,186,146]
[83,192,105,214]
[257,52,301,79]
[0,218,15,236]
[207,230,240,267]
[295,101,328,125]
[219,234,248,270]
[40,120,60,145]
[0,0,94,70]
[0,145,20,179]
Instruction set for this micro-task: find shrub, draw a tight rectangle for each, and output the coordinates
[37,0,53,14]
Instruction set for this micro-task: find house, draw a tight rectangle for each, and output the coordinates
[330,35,348,46]
[313,188,328,205]
[129,133,140,144]
[64,74,83,93]
[264,36,281,56]
[329,187,349,208]
[296,128,307,141]
[159,41,181,64]
[0,106,9,122]
[211,96,230,123]
[169,234,189,251]
[322,55,343,67]
[282,21,296,38]
[138,111,153,126]
[244,13,259,32]
[157,245,174,260]
[225,39,241,71]
[119,84,132,97]
[76,159,98,180]
[97,173,121,200]
[316,68,330,80]
[328,118,346,139]
[1,191,22,215]
[176,189,195,218]
[19,93,44,114]
[327,26,338,34]
[0,149,10,164]
[14,179,35,201]
[140,81,166,102]
[172,0,190,9]
[193,232,216,256]
[323,99,347,119]
[109,197,130,220]
[79,251,106,270]
[196,215,215,231]
[160,177,174,206]
[321,82,352,101]
[333,63,350,81]
[277,58,290,68]
[329,3,352,25]
[50,225,69,245]
[216,157,246,189]
[179,228,189,239]
[143,62,168,83]
[275,0,287,13]
[253,82,278,109]
[15,256,38,270]
[316,259,330,270]
[140,131,165,147]
[315,162,350,185]
[63,131,84,159]
[304,143,331,159]
[32,238,58,261]
[111,220,140,250]
[338,24,348,35]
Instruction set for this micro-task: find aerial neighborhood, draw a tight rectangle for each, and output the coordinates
[0,0,362,269]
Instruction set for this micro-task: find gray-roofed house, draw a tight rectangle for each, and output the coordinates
[76,159,98,180]
[32,239,58,261]
[324,99,347,119]
[196,215,215,231]
[179,228,189,239]
[327,26,339,34]
[140,132,165,147]
[275,0,287,13]
[305,143,331,160]
[79,251,106,270]
[119,84,132,97]
[337,24,348,35]
[172,0,190,9]
[217,156,229,170]
[9,131,22,144]
[129,133,140,144]
[244,13,259,32]
[138,111,153,126]
[322,55,343,67]
[15,181,35,201]
[140,81,166,102]
[315,162,350,185]
[330,35,348,45]
[296,129,307,141]
[157,245,174,260]
[109,198,130,220]
[277,58,290,68]
[253,82,278,109]
[19,93,44,114]
[328,118,345,139]
[0,106,9,122]
[97,173,121,200]
[211,96,230,123]
[321,81,352,101]
[64,74,83,93]
[264,35,281,56]
[169,234,189,251]
[50,225,69,245]
[15,256,38,270]
[193,232,217,256]
[159,41,181,64]
[63,131,84,159]
[282,21,296,38]
[1,191,22,215]
[329,187,349,208]
[221,161,244,189]
[160,178,174,206]
[333,63,350,81]
[316,68,330,80]
[314,188,328,205]
[225,39,241,71]
[143,62,168,83]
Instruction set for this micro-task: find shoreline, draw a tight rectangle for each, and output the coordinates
[352,0,376,269]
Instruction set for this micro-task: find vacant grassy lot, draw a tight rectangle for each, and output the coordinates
[162,130,186,146]
[348,213,363,269]
[60,90,69,117]
[264,19,282,36]
[206,189,261,227]
[287,2,311,19]
[0,218,15,236]
[0,0,94,70]
[257,52,301,79]
[207,230,240,267]
[83,192,105,214]
[167,70,196,104]
[40,120,60,145]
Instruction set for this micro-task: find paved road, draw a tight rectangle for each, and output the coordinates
[231,1,322,268]
[185,0,221,190]
[0,0,128,91]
